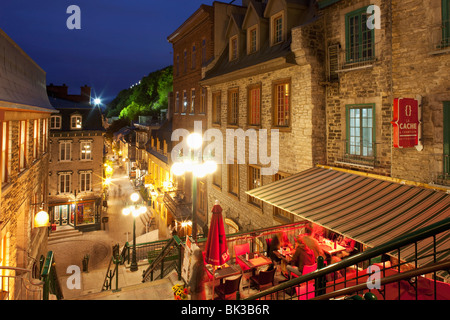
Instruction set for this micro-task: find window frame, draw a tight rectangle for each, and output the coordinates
[345,6,375,63]
[59,140,72,162]
[247,83,261,127]
[80,141,92,161]
[70,115,82,130]
[228,162,239,197]
[442,0,450,47]
[190,88,195,114]
[272,79,291,128]
[247,25,258,54]
[59,172,71,194]
[212,91,221,126]
[248,165,262,208]
[345,103,376,159]
[271,12,284,46]
[191,43,196,69]
[227,88,239,126]
[229,35,238,61]
[1,121,10,184]
[50,115,61,129]
[79,171,92,192]
[19,120,27,171]
[200,87,207,115]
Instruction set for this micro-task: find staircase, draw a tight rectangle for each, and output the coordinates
[48,228,83,245]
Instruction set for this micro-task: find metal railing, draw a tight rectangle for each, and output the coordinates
[245,217,450,300]
[41,251,64,300]
[334,140,378,169]
[337,41,377,72]
[0,266,44,300]
[142,236,182,282]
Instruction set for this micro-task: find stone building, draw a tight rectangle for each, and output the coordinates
[47,87,105,232]
[166,4,216,237]
[200,0,326,232]
[0,27,55,296]
[391,0,450,185]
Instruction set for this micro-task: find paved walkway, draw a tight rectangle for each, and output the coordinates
[48,159,181,300]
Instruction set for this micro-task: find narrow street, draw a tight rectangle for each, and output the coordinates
[47,156,160,299]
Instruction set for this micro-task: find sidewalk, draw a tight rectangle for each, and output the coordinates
[47,160,179,300]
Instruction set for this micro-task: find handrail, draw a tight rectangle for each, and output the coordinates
[246,217,450,300]
[41,251,64,300]
[142,235,181,282]
[311,259,450,300]
[0,266,44,300]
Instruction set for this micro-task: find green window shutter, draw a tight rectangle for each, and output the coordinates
[345,6,375,63]
[444,102,450,175]
[442,0,450,47]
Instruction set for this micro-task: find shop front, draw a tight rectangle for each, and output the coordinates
[50,199,101,231]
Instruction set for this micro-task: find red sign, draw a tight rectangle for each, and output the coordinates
[392,98,420,148]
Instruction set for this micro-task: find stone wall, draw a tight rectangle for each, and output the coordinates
[321,0,393,177]
[391,0,450,184]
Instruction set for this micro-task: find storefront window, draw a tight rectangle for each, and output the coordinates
[75,202,96,225]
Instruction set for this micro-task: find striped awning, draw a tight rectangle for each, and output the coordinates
[247,167,450,271]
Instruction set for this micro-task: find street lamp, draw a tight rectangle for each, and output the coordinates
[171,133,217,241]
[122,192,146,272]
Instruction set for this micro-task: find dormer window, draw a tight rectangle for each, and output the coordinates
[271,13,284,45]
[71,115,82,129]
[230,35,238,61]
[50,115,62,129]
[248,26,258,54]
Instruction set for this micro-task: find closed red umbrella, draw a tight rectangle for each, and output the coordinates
[204,201,230,265]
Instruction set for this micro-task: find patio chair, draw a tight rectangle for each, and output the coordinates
[250,265,276,291]
[215,275,242,300]
[234,243,252,290]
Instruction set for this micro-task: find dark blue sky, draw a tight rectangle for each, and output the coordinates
[0,0,220,104]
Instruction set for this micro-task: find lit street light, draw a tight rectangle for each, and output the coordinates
[122,192,146,272]
[171,133,217,241]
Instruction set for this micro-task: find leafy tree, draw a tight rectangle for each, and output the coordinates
[105,65,173,121]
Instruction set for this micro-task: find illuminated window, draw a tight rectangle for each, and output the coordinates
[1,122,10,184]
[80,141,92,160]
[272,14,283,45]
[70,115,82,129]
[33,119,40,160]
[228,162,239,196]
[19,120,27,170]
[273,80,290,127]
[248,84,261,126]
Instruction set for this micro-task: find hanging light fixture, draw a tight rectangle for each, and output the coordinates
[34,210,50,228]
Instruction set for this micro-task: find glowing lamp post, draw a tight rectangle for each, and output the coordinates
[34,210,50,228]
[122,192,146,272]
[171,133,217,241]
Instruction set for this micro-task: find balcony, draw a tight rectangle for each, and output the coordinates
[334,41,377,73]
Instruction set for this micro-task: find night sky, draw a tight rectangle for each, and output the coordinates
[0,0,221,105]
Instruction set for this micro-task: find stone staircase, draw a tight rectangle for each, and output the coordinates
[48,227,83,245]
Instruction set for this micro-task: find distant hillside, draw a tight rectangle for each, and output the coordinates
[106,65,173,121]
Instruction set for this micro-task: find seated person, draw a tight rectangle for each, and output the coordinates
[302,226,326,262]
[280,232,293,250]
[268,234,281,263]
[286,237,315,279]
[338,237,356,258]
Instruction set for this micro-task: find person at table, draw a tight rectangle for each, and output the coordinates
[280,232,293,250]
[188,249,207,300]
[286,236,315,279]
[268,233,282,264]
[302,226,326,262]
[337,237,356,258]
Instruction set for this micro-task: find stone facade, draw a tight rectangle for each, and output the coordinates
[391,0,450,185]
[201,0,326,232]
[0,27,55,292]
[47,93,105,232]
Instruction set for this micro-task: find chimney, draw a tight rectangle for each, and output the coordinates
[80,85,91,103]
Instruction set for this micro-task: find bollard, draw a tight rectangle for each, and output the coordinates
[82,254,90,272]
